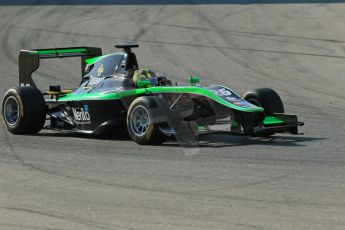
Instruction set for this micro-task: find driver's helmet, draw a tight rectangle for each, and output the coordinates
[133,67,157,86]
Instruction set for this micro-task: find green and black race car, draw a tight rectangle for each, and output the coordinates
[2,45,303,145]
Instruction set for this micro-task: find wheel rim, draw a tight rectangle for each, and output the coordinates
[3,96,20,127]
[130,105,150,136]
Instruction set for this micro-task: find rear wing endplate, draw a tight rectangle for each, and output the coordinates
[19,47,102,87]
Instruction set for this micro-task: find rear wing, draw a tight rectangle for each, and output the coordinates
[19,47,102,87]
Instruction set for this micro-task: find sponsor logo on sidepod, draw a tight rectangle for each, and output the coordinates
[72,105,91,124]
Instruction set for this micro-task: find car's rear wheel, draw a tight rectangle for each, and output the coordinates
[243,88,284,136]
[127,96,167,145]
[2,87,46,134]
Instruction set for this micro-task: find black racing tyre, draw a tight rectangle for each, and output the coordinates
[2,87,46,134]
[243,88,284,137]
[243,88,284,115]
[126,96,167,145]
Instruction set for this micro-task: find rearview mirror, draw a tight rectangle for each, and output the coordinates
[187,76,200,85]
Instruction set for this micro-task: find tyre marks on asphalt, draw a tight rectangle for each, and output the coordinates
[13,22,345,59]
[0,206,137,230]
[154,21,345,44]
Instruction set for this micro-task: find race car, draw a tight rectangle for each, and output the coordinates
[1,44,303,145]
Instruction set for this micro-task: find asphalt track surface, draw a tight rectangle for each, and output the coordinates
[1,1,345,229]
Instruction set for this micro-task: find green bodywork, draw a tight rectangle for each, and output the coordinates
[28,48,88,55]
[85,54,112,65]
[263,115,299,126]
[58,86,264,113]
[263,116,285,126]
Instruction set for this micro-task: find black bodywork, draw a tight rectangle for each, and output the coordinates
[15,44,303,141]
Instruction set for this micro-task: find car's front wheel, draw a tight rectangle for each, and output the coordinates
[243,88,284,137]
[126,96,167,145]
[243,88,284,115]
